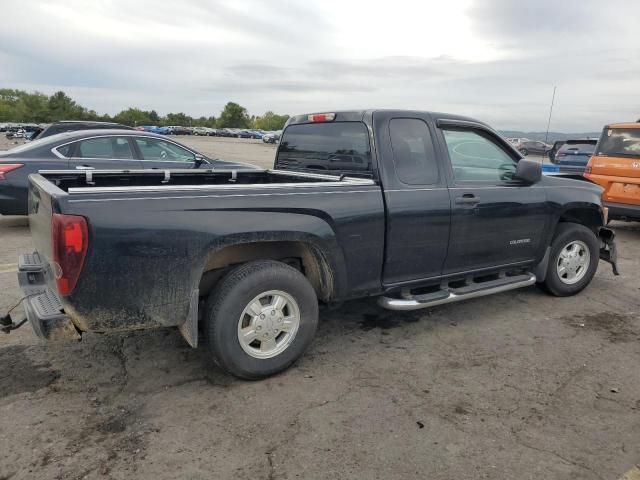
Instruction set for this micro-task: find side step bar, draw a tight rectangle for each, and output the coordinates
[379,273,537,311]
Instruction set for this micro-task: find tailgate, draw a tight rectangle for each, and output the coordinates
[16,174,80,340]
[587,155,640,204]
[27,173,62,263]
[590,155,640,178]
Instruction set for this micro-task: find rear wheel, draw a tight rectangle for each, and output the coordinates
[204,260,319,379]
[542,223,599,296]
[519,148,529,156]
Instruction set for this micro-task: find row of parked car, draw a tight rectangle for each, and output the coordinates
[2,122,283,144]
[506,136,598,170]
[138,125,282,143]
[0,122,257,216]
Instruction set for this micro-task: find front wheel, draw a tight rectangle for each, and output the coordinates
[204,260,319,379]
[541,223,599,296]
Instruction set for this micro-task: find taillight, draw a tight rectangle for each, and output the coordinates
[584,158,593,178]
[307,113,336,123]
[0,163,23,180]
[51,214,89,296]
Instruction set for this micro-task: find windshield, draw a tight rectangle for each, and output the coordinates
[596,128,640,158]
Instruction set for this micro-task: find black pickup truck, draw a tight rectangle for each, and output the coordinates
[9,110,618,379]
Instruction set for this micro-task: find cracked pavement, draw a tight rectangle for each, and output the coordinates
[0,140,639,478]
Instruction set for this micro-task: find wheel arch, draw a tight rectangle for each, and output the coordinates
[556,204,604,234]
[197,235,344,303]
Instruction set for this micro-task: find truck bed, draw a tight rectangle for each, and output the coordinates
[24,168,384,339]
[40,168,372,193]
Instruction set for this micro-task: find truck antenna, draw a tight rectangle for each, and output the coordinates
[545,86,556,144]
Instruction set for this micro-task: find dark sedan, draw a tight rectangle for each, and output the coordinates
[0,129,254,215]
[517,140,551,156]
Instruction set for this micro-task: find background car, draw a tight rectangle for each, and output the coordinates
[552,141,596,171]
[5,128,26,139]
[235,130,253,138]
[548,139,597,162]
[262,131,282,144]
[585,122,640,220]
[0,129,255,215]
[516,140,551,156]
[167,126,192,135]
[193,127,216,136]
[549,139,597,164]
[217,128,237,137]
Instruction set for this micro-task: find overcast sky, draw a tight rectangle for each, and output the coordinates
[1,0,639,131]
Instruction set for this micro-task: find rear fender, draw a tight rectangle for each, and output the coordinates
[199,227,347,301]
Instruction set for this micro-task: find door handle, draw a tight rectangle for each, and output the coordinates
[75,165,95,170]
[455,194,480,205]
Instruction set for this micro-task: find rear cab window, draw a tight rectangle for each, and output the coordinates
[596,128,640,158]
[276,122,371,175]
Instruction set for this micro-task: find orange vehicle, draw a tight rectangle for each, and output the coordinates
[585,121,640,220]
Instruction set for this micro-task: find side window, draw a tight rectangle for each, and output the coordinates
[389,118,439,185]
[56,144,73,157]
[135,137,195,162]
[442,129,516,182]
[72,137,133,160]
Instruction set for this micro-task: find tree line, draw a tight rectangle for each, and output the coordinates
[0,89,290,130]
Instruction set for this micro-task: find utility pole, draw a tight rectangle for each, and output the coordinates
[545,86,556,144]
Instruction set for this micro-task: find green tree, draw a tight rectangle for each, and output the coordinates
[0,88,288,131]
[47,91,84,120]
[113,108,153,126]
[0,89,51,122]
[218,102,250,128]
[253,111,289,131]
[164,112,192,126]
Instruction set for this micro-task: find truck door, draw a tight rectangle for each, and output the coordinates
[374,111,451,285]
[437,123,547,274]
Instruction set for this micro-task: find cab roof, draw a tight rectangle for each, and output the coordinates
[605,122,640,129]
[286,109,490,128]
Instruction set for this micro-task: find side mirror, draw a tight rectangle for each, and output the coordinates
[514,159,542,184]
[194,154,206,167]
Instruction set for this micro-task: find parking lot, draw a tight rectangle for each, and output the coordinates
[1,137,639,480]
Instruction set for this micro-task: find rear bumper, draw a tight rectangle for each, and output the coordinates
[598,227,619,276]
[17,252,80,341]
[604,201,640,220]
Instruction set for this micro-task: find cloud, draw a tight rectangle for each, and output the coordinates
[1,0,639,131]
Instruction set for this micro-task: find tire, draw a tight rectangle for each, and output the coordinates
[519,148,528,156]
[204,260,319,379]
[542,223,599,297]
